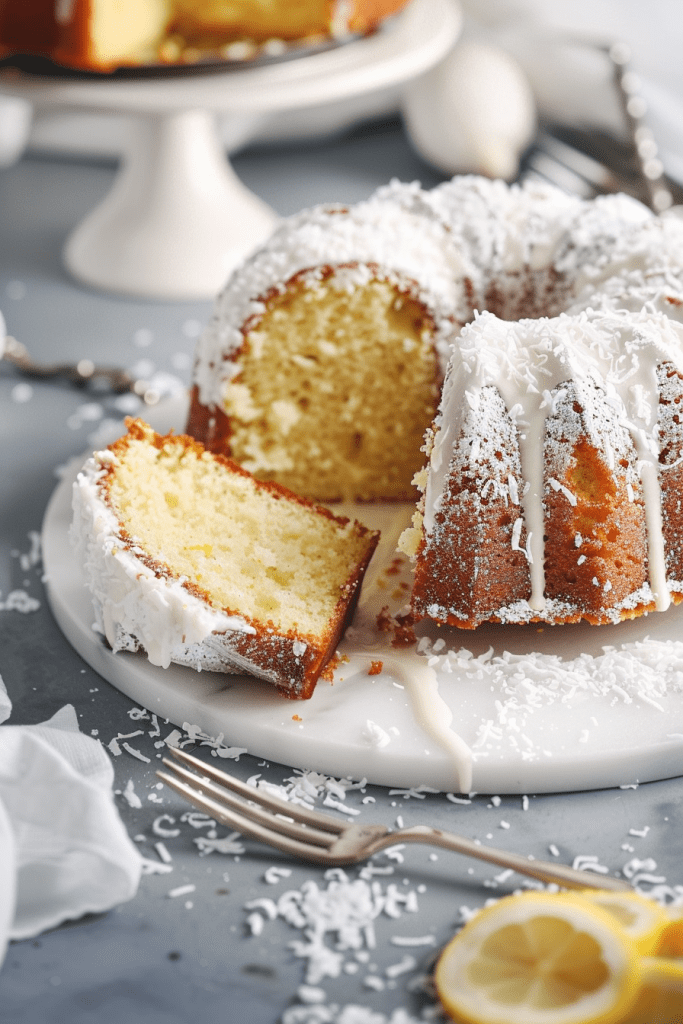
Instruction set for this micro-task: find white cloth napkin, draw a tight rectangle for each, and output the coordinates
[0,678,142,966]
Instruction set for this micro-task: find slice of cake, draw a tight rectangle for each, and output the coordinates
[71,418,379,699]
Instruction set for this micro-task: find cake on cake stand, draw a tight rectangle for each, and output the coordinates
[0,0,461,299]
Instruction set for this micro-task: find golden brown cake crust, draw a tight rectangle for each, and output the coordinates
[410,386,533,629]
[188,176,683,631]
[186,384,234,457]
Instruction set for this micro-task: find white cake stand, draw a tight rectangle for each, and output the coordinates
[0,0,461,299]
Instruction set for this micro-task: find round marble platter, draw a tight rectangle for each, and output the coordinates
[43,398,683,795]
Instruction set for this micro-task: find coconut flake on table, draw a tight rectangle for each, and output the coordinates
[244,867,424,986]
[121,779,142,809]
[0,590,40,612]
[168,884,195,899]
[181,723,248,760]
[388,787,440,801]
[152,815,180,838]
[194,833,245,857]
[246,769,367,816]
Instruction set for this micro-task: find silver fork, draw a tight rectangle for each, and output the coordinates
[157,747,631,892]
[1,335,161,403]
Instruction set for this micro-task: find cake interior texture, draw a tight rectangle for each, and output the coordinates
[186,177,683,630]
[84,0,169,65]
[222,275,440,502]
[106,424,375,640]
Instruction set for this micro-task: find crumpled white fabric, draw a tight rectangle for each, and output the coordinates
[0,676,142,967]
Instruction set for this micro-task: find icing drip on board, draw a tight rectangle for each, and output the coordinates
[336,642,474,796]
[387,652,473,794]
[338,507,474,794]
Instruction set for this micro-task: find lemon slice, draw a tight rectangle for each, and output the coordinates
[576,890,671,955]
[617,914,683,1023]
[434,891,642,1024]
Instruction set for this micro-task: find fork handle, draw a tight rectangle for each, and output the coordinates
[376,826,631,892]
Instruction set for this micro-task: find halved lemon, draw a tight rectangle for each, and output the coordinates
[575,890,671,955]
[434,891,642,1024]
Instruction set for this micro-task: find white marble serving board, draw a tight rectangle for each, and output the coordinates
[43,401,683,795]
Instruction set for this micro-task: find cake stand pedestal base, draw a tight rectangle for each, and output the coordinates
[64,108,278,299]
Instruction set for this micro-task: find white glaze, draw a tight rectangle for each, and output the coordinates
[338,506,474,794]
[388,652,473,794]
[187,174,683,760]
[46,452,683,795]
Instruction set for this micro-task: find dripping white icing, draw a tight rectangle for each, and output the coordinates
[639,462,670,612]
[338,644,474,795]
[425,308,683,621]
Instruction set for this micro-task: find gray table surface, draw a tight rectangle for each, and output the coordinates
[1,122,683,1024]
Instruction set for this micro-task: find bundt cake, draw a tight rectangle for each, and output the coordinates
[186,174,683,631]
[0,0,410,71]
[70,418,379,698]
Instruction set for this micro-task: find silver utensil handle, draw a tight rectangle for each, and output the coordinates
[375,825,632,892]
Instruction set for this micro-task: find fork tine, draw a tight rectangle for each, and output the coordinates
[159,758,337,849]
[536,132,620,193]
[523,149,597,199]
[157,768,333,863]
[166,746,347,832]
